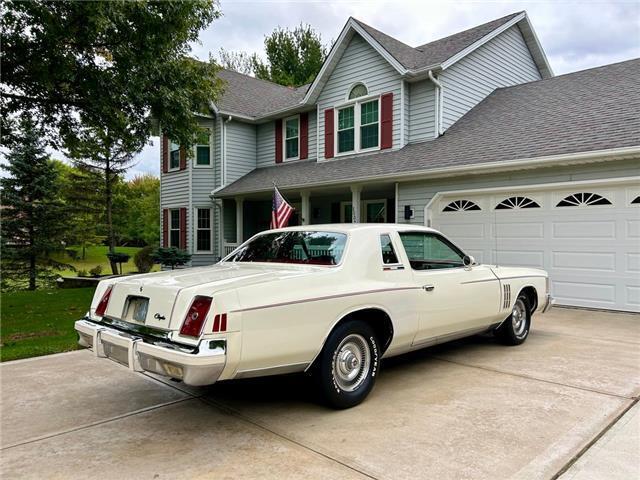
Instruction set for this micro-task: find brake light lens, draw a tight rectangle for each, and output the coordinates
[179,296,213,337]
[95,286,113,317]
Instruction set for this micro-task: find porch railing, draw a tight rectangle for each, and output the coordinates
[223,243,239,256]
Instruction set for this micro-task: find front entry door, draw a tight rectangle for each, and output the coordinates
[396,231,500,345]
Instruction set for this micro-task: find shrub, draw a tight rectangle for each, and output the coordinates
[89,265,103,277]
[65,249,79,260]
[134,245,155,273]
[77,269,89,277]
[152,247,191,270]
[106,251,131,275]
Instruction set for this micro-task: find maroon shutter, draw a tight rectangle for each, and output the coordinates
[162,209,169,247]
[324,109,334,158]
[299,112,309,159]
[275,119,283,163]
[381,92,393,149]
[179,146,187,170]
[179,207,187,250]
[162,136,169,173]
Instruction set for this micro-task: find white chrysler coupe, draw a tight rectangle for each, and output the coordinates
[76,224,553,408]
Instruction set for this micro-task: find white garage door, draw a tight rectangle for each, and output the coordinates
[428,178,640,312]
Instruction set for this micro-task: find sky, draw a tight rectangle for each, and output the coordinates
[18,0,640,179]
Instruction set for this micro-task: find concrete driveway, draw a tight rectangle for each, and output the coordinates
[1,308,638,479]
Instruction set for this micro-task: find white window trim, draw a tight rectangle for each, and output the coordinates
[283,114,300,161]
[334,95,381,157]
[193,127,213,169]
[169,208,181,248]
[340,199,387,222]
[168,141,181,172]
[194,207,214,253]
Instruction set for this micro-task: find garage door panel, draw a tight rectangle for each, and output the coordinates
[430,179,640,312]
[552,220,616,239]
[552,251,616,272]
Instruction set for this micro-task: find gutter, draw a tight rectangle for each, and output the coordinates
[212,145,640,198]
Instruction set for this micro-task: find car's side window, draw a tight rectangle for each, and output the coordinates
[380,234,400,265]
[399,232,464,270]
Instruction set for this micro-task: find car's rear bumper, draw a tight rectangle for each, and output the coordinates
[75,319,226,386]
[541,294,554,313]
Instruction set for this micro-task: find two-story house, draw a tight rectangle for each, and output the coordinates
[159,11,640,312]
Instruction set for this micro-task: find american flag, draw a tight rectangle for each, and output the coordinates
[270,185,294,229]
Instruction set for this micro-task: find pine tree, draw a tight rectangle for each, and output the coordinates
[1,120,70,290]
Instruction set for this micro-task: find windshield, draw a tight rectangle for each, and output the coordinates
[226,231,348,266]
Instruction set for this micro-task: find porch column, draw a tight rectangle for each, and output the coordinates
[300,190,311,225]
[235,197,244,243]
[350,185,362,223]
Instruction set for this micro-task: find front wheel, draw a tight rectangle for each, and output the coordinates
[313,320,379,409]
[496,295,531,345]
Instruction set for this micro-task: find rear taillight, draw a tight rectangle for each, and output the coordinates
[95,286,113,317]
[179,296,213,337]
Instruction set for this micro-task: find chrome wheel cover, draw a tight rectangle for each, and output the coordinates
[511,299,528,338]
[333,334,371,392]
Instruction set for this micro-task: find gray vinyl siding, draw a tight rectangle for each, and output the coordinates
[225,120,257,183]
[256,122,275,168]
[441,25,541,131]
[396,159,640,226]
[408,80,436,143]
[317,33,402,160]
[307,112,317,160]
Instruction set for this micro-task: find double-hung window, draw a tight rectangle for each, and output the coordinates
[336,98,379,155]
[169,209,181,247]
[169,141,180,170]
[196,208,212,252]
[284,116,299,160]
[195,128,211,166]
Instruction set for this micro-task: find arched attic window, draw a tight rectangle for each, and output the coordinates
[556,192,612,207]
[348,83,368,100]
[442,200,481,212]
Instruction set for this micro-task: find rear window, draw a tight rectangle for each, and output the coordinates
[227,231,347,266]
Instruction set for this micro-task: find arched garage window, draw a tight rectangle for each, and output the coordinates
[495,196,540,210]
[442,200,481,212]
[631,196,640,205]
[556,192,612,207]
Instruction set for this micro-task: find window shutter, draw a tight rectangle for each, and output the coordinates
[299,112,309,159]
[324,109,334,158]
[162,136,169,173]
[381,92,393,149]
[179,146,187,170]
[162,209,169,247]
[275,119,283,163]
[179,207,187,250]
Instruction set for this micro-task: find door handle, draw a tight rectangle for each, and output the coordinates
[423,284,435,292]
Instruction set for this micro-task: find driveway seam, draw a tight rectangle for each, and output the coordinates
[430,355,635,400]
[1,397,191,451]
[550,397,639,479]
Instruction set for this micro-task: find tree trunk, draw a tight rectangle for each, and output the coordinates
[105,156,118,275]
[28,224,36,290]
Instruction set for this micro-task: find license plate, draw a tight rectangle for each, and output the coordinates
[126,297,149,323]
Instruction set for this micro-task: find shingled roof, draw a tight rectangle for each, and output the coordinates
[353,12,522,70]
[216,59,640,196]
[215,69,309,118]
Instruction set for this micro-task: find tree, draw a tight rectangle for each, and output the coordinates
[218,47,254,75]
[1,120,70,290]
[1,1,224,150]
[122,175,160,246]
[252,24,327,87]
[64,126,141,274]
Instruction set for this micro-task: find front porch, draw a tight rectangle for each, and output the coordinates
[219,183,397,255]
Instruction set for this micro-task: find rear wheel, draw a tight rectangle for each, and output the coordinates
[313,320,379,409]
[497,295,531,345]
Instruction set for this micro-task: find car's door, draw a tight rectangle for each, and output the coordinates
[396,231,500,346]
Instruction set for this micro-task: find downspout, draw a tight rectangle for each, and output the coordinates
[428,70,443,136]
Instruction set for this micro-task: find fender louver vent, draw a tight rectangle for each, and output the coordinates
[503,284,511,309]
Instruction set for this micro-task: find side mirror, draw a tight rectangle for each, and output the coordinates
[463,255,475,268]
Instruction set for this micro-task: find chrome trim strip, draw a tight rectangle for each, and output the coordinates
[460,278,499,285]
[233,286,422,313]
[498,275,548,281]
[234,361,308,379]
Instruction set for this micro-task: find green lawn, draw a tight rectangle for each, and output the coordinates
[1,288,95,362]
[52,245,159,277]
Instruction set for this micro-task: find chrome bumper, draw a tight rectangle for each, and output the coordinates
[75,319,226,386]
[541,294,554,313]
